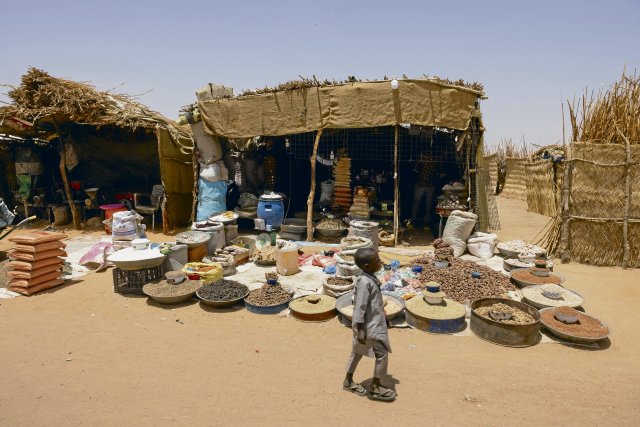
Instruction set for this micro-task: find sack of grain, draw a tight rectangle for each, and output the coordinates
[340,236,372,251]
[467,232,498,259]
[323,275,355,297]
[442,210,477,257]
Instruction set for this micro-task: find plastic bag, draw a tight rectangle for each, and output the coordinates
[276,240,300,276]
[442,210,478,257]
[182,262,223,282]
[467,232,498,259]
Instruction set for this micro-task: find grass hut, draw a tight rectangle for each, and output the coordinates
[194,76,493,241]
[0,68,193,233]
[539,71,640,267]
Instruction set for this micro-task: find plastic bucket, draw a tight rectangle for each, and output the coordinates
[257,195,284,229]
[100,203,126,234]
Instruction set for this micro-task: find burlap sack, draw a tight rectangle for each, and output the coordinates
[9,249,67,262]
[10,279,66,296]
[12,240,66,254]
[8,231,66,244]
[8,257,65,271]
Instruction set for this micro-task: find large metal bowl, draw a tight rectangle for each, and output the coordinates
[510,268,565,288]
[497,246,521,258]
[175,231,211,248]
[335,291,405,326]
[538,307,610,344]
[521,286,584,309]
[280,218,308,234]
[470,298,541,347]
[197,288,250,308]
[317,228,346,238]
[107,248,166,271]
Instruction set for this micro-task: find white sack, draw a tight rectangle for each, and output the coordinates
[467,232,498,259]
[442,210,477,257]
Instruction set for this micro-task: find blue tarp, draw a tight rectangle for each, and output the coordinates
[196,179,227,221]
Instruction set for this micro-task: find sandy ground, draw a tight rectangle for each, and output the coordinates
[0,197,639,426]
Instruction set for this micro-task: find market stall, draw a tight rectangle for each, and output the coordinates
[184,76,491,245]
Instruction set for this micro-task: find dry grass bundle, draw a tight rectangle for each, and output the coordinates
[235,74,484,98]
[494,138,530,160]
[568,70,640,144]
[1,67,186,135]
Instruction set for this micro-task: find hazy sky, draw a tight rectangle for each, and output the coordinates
[1,0,638,148]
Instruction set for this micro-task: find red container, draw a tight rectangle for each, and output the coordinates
[100,203,126,234]
[70,181,82,191]
[187,273,201,280]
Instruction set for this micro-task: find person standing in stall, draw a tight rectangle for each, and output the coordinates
[411,154,444,235]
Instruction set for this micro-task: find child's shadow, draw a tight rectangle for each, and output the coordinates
[360,375,400,395]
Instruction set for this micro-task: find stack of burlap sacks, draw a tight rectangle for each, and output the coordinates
[7,231,67,296]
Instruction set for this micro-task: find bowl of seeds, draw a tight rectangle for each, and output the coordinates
[143,279,203,305]
[289,294,337,322]
[197,279,250,308]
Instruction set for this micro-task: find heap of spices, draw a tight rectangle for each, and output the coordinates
[540,307,609,339]
[511,268,563,285]
[245,284,292,306]
[198,280,249,301]
[474,302,536,325]
[413,255,516,304]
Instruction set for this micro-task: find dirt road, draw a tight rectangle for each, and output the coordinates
[1,198,638,426]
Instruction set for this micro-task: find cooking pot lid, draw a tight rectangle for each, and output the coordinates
[259,193,283,201]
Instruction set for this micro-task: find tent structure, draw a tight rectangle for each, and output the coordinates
[196,77,492,241]
[0,68,193,233]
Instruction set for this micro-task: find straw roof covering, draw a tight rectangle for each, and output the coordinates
[0,67,189,140]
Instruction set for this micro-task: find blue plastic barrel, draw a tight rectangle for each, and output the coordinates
[257,194,284,229]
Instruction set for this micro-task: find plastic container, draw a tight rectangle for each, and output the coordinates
[224,224,238,244]
[112,266,163,295]
[191,221,225,254]
[257,194,285,229]
[100,203,126,234]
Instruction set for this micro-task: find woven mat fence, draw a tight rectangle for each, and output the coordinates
[483,154,498,194]
[526,160,562,217]
[500,157,527,200]
[541,142,640,267]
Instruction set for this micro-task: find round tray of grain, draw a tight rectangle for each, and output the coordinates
[539,307,610,344]
[143,279,203,305]
[521,284,584,309]
[470,298,541,347]
[244,284,293,314]
[510,267,565,288]
[404,296,466,334]
[336,291,404,327]
[196,279,250,308]
[289,294,337,322]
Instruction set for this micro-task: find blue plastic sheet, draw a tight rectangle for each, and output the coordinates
[196,179,228,221]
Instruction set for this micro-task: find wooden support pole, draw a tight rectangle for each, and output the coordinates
[393,125,399,246]
[617,126,632,268]
[559,145,573,263]
[306,128,323,241]
[55,128,81,230]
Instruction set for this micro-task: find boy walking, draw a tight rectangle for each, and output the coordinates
[342,248,397,402]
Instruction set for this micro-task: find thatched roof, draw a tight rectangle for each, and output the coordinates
[0,67,189,140]
[232,75,485,98]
